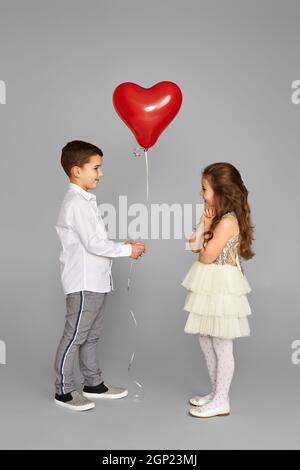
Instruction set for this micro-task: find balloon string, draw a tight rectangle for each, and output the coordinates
[127,259,133,291]
[127,146,148,399]
[132,147,149,201]
[145,150,149,202]
[127,259,143,399]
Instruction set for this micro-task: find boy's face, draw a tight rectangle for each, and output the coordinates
[71,154,103,191]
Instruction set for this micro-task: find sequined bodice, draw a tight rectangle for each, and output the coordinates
[213,212,241,268]
[213,233,240,266]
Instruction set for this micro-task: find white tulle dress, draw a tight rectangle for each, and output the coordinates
[181,211,252,339]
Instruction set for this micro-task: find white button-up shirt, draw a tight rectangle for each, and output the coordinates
[55,182,132,295]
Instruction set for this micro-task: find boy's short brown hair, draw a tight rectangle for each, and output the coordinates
[61,140,103,177]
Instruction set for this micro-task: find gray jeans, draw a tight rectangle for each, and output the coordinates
[54,290,108,395]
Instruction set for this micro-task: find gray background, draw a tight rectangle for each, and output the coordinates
[0,0,299,450]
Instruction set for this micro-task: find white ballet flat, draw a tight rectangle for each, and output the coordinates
[189,400,230,418]
[189,395,212,407]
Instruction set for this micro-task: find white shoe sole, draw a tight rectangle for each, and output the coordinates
[189,407,230,418]
[82,390,128,400]
[54,399,95,411]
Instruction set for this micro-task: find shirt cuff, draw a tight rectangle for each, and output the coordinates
[119,242,133,257]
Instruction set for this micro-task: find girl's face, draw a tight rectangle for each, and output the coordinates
[200,176,215,207]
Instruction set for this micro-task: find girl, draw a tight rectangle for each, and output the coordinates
[182,162,254,418]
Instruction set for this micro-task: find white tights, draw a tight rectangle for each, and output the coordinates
[198,334,235,410]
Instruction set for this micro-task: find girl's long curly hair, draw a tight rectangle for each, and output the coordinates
[202,162,255,260]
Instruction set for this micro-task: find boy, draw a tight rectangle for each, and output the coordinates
[54,140,146,411]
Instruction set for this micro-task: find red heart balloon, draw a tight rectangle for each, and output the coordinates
[113,81,183,151]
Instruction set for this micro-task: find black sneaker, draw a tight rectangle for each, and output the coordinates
[54,390,95,411]
[82,381,128,399]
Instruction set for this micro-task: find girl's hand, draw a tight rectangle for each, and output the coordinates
[203,204,216,219]
[203,205,216,230]
[189,232,201,253]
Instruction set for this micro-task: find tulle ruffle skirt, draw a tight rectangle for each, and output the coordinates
[181,261,252,339]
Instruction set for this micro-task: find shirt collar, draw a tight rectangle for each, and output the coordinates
[68,182,96,201]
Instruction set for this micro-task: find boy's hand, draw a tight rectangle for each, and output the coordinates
[125,239,146,259]
[125,239,146,250]
[130,243,146,260]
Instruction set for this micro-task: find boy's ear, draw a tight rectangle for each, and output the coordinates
[71,166,80,178]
